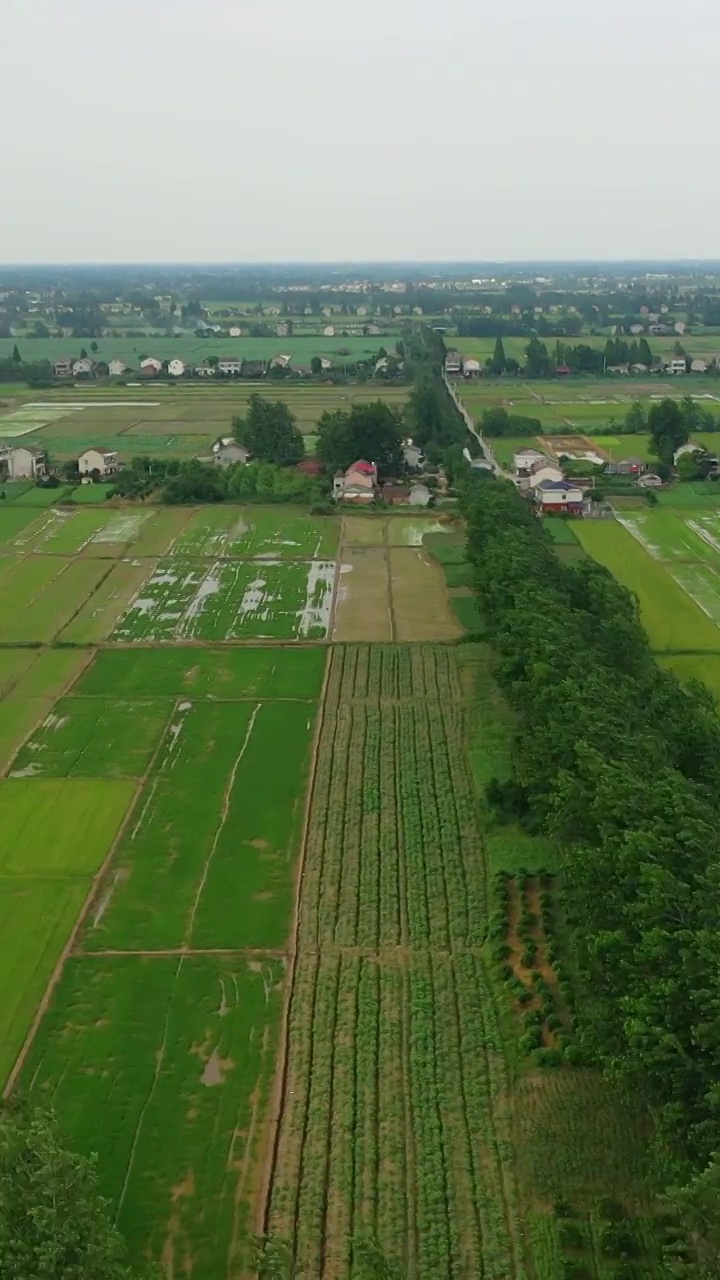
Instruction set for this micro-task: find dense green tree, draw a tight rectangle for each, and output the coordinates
[648,398,689,466]
[232,394,304,466]
[11,344,20,363]
[638,337,653,366]
[523,337,553,378]
[490,336,507,375]
[316,401,403,475]
[0,1100,150,1280]
[623,400,647,434]
[310,356,322,375]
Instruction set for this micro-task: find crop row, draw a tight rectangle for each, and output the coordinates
[330,643,463,702]
[268,951,526,1279]
[299,696,486,949]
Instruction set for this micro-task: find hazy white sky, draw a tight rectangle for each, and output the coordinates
[3,0,720,262]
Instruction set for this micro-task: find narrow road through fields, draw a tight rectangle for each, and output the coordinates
[443,375,504,475]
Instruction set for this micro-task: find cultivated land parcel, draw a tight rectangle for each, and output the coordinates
[2,478,717,1277]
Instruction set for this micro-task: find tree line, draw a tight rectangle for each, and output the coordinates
[461,473,720,1270]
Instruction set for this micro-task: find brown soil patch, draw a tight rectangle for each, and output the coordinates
[332,546,393,641]
[253,890,273,901]
[200,1049,234,1087]
[172,1169,196,1201]
[389,547,463,642]
[537,433,611,461]
[249,837,269,849]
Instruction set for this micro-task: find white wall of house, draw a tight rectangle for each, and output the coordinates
[79,449,117,475]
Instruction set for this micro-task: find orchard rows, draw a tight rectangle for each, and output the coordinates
[267,645,527,1279]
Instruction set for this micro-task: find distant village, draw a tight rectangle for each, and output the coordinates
[50,351,401,381]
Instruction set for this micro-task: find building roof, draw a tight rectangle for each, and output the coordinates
[81,446,117,457]
[536,479,581,493]
[347,460,376,475]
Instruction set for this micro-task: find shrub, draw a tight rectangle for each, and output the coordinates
[533,1046,563,1068]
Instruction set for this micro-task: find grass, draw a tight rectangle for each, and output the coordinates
[575,520,720,651]
[111,557,335,641]
[8,698,170,779]
[83,699,316,952]
[659,653,720,702]
[0,648,39,696]
[76,646,327,700]
[0,505,45,545]
[21,954,284,1276]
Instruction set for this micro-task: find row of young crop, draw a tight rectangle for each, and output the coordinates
[332,642,463,702]
[267,950,526,1279]
[298,694,486,949]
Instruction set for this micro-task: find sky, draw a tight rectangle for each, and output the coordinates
[3,0,720,263]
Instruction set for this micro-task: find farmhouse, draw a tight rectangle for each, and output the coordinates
[168,358,186,377]
[637,472,663,489]
[195,361,216,377]
[108,359,128,376]
[514,448,546,475]
[78,447,119,477]
[667,358,688,375]
[534,479,584,514]
[691,359,709,373]
[3,445,48,480]
[212,437,250,468]
[72,357,94,376]
[54,358,73,377]
[463,358,482,377]
[140,357,163,375]
[382,483,412,506]
[229,326,243,337]
[674,442,703,465]
[333,459,378,503]
[528,464,565,489]
[217,357,242,375]
[409,483,432,507]
[444,350,462,375]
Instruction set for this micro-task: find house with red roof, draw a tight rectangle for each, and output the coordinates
[333,459,378,504]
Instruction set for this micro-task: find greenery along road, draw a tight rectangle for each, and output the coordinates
[461,470,720,1270]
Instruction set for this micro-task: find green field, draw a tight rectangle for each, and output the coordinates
[82,698,315,951]
[21,954,284,1276]
[0,649,90,769]
[575,519,720,651]
[76,645,326,700]
[0,556,109,642]
[0,778,134,1084]
[111,557,335,641]
[174,506,338,559]
[9,698,169,779]
[0,382,409,461]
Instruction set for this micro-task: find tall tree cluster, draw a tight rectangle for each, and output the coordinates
[461,475,720,1187]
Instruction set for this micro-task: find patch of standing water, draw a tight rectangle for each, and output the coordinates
[298,560,335,637]
[392,520,447,547]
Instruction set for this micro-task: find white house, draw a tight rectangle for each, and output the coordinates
[140,357,162,374]
[217,357,242,375]
[78,447,119,477]
[228,326,243,337]
[403,439,425,470]
[674,442,703,465]
[108,359,128,376]
[463,358,482,376]
[323,325,335,337]
[72,357,94,376]
[528,464,564,488]
[194,361,216,377]
[667,358,687,375]
[514,448,546,475]
[270,354,292,369]
[691,359,708,374]
[409,483,432,507]
[168,358,186,377]
[7,445,47,479]
[212,437,250,468]
[54,358,73,377]
[534,479,584,512]
[444,350,462,375]
[637,472,663,489]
